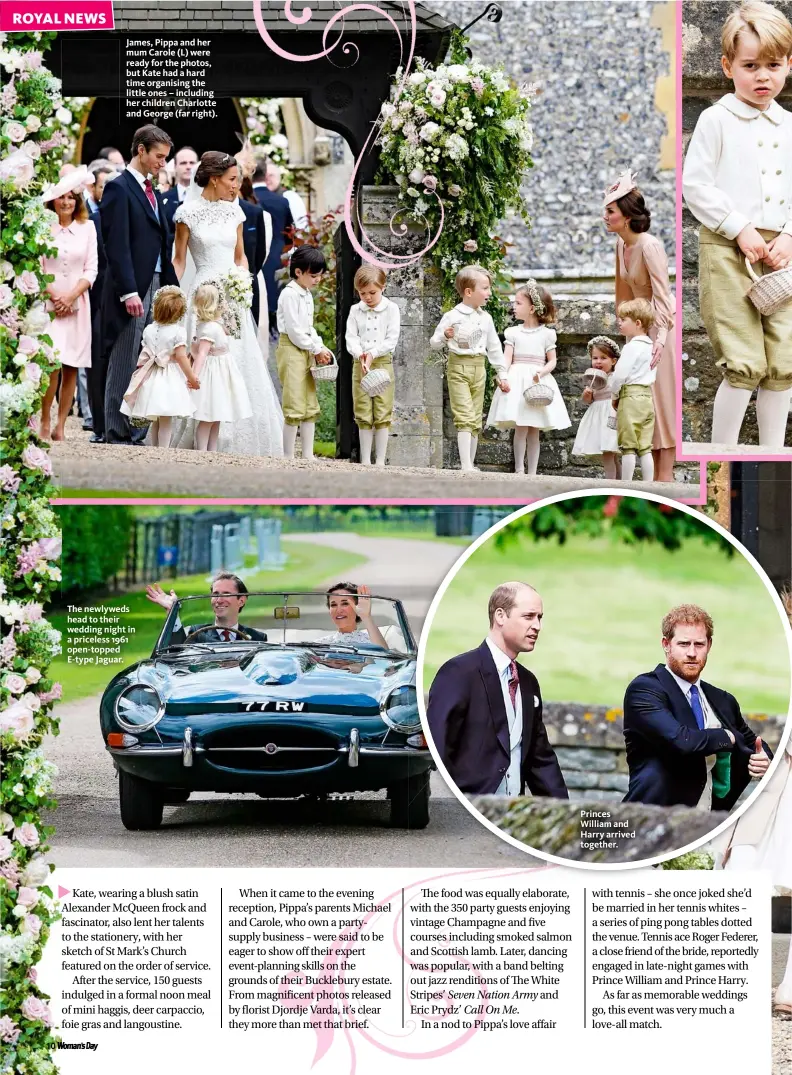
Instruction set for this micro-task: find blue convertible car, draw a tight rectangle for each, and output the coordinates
[99,592,433,831]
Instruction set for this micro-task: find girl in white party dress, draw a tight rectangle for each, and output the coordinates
[189,283,253,452]
[487,282,571,476]
[120,286,199,447]
[572,335,622,479]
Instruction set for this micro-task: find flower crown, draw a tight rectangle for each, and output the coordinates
[519,279,545,315]
[153,285,184,304]
[587,335,621,359]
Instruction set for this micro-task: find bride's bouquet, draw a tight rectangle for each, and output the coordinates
[224,266,253,310]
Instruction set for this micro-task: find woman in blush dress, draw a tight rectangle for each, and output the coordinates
[603,170,676,482]
[39,167,98,441]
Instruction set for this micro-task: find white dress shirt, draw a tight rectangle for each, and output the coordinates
[120,166,162,302]
[610,335,655,397]
[486,638,522,796]
[665,666,722,809]
[430,303,507,374]
[345,296,401,359]
[682,93,792,239]
[276,279,325,355]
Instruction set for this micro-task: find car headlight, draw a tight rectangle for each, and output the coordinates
[381,684,421,734]
[114,683,165,733]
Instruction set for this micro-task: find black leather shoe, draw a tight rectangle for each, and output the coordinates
[82,423,93,432]
[89,433,105,443]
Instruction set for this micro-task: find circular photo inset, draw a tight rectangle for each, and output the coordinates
[418,491,792,869]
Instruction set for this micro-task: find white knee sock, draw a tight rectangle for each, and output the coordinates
[358,428,373,465]
[155,417,172,448]
[525,428,540,477]
[300,421,315,461]
[457,431,473,470]
[207,422,220,452]
[196,421,211,452]
[470,434,478,468]
[513,427,528,474]
[374,427,389,466]
[621,453,636,481]
[756,386,792,447]
[639,451,654,482]
[283,424,298,458]
[602,452,618,480]
[711,380,752,444]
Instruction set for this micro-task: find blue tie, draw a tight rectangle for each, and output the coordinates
[689,684,706,730]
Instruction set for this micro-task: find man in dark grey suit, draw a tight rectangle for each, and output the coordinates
[146,572,267,643]
[99,124,178,444]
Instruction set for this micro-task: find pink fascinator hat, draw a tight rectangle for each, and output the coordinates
[602,169,638,208]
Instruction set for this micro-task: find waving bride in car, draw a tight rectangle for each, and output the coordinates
[315,582,390,648]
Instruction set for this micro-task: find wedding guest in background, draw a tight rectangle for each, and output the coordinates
[98,145,125,169]
[236,141,271,328]
[84,160,118,214]
[161,145,198,226]
[85,176,108,441]
[252,156,294,339]
[265,158,308,229]
[604,171,676,481]
[39,166,98,441]
[156,167,172,193]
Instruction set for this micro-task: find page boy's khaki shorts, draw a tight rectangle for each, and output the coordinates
[276,335,322,426]
[447,353,486,432]
[616,385,655,455]
[699,225,792,391]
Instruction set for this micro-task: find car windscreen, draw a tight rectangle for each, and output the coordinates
[159,593,413,653]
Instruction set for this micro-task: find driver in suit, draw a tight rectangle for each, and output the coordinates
[146,572,267,642]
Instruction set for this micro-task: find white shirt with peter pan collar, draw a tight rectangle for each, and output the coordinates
[276,279,325,355]
[345,296,401,359]
[430,303,507,374]
[665,665,724,810]
[610,335,655,395]
[485,638,523,796]
[683,93,792,239]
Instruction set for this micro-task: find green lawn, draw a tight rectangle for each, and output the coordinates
[422,533,791,715]
[51,539,366,701]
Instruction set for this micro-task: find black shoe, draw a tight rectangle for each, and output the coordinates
[89,433,106,443]
[82,423,93,432]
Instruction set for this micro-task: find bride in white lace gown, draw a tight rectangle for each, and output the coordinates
[171,151,283,456]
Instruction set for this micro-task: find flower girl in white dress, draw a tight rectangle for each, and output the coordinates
[572,335,622,479]
[487,282,571,475]
[190,283,253,452]
[120,286,200,447]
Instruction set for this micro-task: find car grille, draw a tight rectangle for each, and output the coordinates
[203,725,339,772]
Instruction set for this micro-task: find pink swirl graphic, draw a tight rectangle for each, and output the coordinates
[253,1,446,270]
[275,865,556,1072]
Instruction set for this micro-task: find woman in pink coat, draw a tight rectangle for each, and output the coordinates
[40,168,98,441]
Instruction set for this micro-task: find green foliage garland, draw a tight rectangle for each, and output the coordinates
[1,29,66,1075]
[376,29,534,331]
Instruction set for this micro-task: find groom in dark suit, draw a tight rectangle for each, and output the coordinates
[99,124,179,444]
[427,582,568,798]
[146,573,267,643]
[623,604,771,809]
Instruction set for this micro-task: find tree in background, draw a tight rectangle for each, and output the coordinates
[55,506,132,597]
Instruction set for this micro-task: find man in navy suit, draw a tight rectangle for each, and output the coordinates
[99,124,179,444]
[160,145,198,227]
[252,157,294,337]
[427,582,568,799]
[623,604,771,809]
[85,204,108,439]
[238,196,268,326]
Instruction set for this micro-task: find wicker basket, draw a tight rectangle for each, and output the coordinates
[745,256,792,316]
[310,351,338,382]
[523,381,554,407]
[606,412,618,430]
[454,319,484,351]
[583,367,608,390]
[360,366,391,397]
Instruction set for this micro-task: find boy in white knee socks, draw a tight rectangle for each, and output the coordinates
[611,299,656,482]
[682,0,792,446]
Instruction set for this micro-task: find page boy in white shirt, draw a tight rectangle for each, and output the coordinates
[611,298,656,482]
[682,0,792,447]
[345,265,401,466]
[430,265,510,471]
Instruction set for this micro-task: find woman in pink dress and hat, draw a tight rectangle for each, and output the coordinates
[40,165,98,441]
[603,170,676,482]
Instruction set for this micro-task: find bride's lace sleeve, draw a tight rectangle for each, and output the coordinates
[173,201,192,227]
